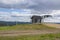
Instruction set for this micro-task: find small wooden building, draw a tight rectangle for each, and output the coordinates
[31,15,52,24]
[31,15,43,23]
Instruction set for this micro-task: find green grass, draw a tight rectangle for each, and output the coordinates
[0,33,60,40]
[0,24,56,30]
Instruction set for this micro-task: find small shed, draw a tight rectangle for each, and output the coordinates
[31,15,42,23]
[31,15,52,24]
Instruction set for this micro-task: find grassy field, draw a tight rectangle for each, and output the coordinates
[0,33,60,40]
[0,24,59,40]
[0,24,56,30]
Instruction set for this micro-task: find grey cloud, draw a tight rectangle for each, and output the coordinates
[0,0,60,11]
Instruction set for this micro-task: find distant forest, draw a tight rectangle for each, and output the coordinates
[0,21,31,26]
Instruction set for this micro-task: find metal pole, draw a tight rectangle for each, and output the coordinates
[16,20,17,25]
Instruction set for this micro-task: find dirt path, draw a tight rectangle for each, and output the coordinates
[0,30,60,36]
[44,24,60,28]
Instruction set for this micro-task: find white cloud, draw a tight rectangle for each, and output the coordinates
[50,10,60,17]
[0,9,32,22]
[0,11,10,15]
[11,9,32,16]
[51,10,60,14]
[44,17,60,23]
[0,0,25,4]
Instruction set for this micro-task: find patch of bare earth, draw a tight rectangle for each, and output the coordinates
[44,23,60,28]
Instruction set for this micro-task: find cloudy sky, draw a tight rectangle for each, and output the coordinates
[0,0,60,10]
[0,0,60,22]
